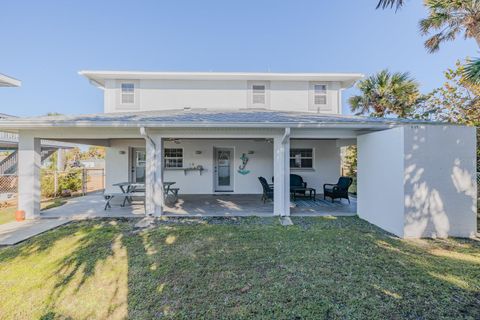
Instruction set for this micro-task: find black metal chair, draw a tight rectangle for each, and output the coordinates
[323,177,353,203]
[258,177,274,203]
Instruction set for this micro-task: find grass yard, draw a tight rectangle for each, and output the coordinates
[0,217,479,319]
[0,199,67,225]
[0,206,16,225]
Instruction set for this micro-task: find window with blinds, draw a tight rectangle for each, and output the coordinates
[164,148,183,168]
[252,85,266,105]
[121,83,135,104]
[313,84,327,105]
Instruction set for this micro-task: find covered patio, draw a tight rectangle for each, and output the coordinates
[40,192,357,219]
[3,109,476,238]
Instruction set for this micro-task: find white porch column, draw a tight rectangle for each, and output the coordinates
[273,129,290,216]
[56,148,64,171]
[18,132,41,219]
[145,132,164,216]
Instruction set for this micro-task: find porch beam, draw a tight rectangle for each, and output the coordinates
[18,131,41,219]
[273,129,290,216]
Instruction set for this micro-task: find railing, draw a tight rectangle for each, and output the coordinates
[0,132,18,142]
[0,151,17,175]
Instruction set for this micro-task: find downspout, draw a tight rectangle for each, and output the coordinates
[281,127,290,218]
[282,127,291,144]
[140,127,156,215]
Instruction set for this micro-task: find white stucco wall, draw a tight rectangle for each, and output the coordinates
[403,125,477,238]
[105,139,145,193]
[358,125,477,238]
[290,140,341,192]
[357,127,406,237]
[103,79,342,114]
[104,138,341,195]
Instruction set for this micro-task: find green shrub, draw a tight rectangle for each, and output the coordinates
[41,170,56,198]
[58,170,82,194]
[41,169,83,198]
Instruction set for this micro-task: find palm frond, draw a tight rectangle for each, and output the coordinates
[425,34,443,53]
[376,0,405,11]
[463,58,480,84]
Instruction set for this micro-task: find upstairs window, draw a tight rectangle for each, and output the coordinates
[164,148,183,168]
[252,85,266,105]
[121,83,135,104]
[290,148,313,169]
[247,81,269,108]
[313,84,327,105]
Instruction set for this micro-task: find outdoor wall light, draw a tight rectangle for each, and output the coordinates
[119,150,126,155]
[248,150,254,154]
[195,150,202,155]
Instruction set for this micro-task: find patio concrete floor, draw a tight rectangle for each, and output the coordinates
[0,219,71,246]
[40,193,357,219]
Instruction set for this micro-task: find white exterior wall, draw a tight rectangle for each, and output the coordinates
[103,79,342,114]
[104,138,341,195]
[290,140,341,191]
[104,139,145,193]
[358,125,477,238]
[403,125,477,238]
[357,128,406,236]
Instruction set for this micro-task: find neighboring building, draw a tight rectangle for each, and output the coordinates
[0,79,73,174]
[0,73,21,87]
[0,71,476,238]
[79,158,105,169]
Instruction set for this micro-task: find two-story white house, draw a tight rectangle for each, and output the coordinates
[0,71,476,238]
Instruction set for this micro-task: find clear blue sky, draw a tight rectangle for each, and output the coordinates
[0,0,477,116]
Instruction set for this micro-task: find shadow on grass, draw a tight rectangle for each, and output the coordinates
[1,216,479,319]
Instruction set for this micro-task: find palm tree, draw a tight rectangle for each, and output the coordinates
[377,0,480,84]
[464,58,480,84]
[348,70,421,117]
[419,1,480,53]
[376,0,405,10]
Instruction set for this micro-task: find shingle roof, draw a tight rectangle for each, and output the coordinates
[0,109,442,129]
[15,109,425,123]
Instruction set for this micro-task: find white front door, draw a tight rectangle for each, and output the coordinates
[214,147,234,192]
[131,148,146,183]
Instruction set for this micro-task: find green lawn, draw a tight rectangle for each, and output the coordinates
[0,217,479,319]
[0,206,16,225]
[0,199,67,225]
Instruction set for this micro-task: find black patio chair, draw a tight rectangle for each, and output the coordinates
[290,174,307,196]
[258,177,274,203]
[323,177,353,203]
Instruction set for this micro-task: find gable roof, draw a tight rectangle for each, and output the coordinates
[0,109,442,131]
[79,71,364,88]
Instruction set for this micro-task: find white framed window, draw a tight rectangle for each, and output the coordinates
[309,82,329,111]
[313,84,327,105]
[164,148,183,168]
[252,84,266,105]
[247,81,270,108]
[121,83,135,104]
[290,148,314,169]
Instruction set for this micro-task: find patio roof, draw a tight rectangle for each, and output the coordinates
[0,109,446,132]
